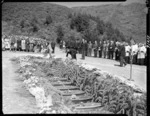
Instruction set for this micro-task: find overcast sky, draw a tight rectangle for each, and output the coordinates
[49,0,145,8]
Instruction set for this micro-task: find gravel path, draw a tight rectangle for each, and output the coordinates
[55,47,146,91]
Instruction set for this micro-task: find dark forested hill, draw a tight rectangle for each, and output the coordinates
[2,2,72,23]
[2,2,72,40]
[72,3,146,43]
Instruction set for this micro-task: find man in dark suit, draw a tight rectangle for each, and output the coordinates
[93,41,98,57]
[69,40,77,60]
[51,40,56,53]
[119,42,127,67]
[85,40,88,56]
[109,41,115,59]
[17,38,21,51]
[26,37,30,52]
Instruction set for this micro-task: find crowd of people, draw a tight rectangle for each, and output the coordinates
[2,34,147,66]
[65,39,147,66]
[2,35,56,57]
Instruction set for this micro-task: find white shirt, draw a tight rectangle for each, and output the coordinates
[137,46,146,59]
[131,44,138,55]
[125,45,131,56]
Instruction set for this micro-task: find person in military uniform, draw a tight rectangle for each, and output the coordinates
[119,42,127,67]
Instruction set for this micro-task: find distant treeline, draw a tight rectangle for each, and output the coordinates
[2,2,128,44]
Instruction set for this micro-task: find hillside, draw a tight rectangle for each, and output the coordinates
[2,2,146,43]
[2,2,72,23]
[72,3,146,43]
[2,2,72,40]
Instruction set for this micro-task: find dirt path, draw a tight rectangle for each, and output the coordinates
[2,51,40,114]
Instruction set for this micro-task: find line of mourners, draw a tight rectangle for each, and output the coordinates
[63,38,147,66]
[2,34,56,54]
[2,34,147,66]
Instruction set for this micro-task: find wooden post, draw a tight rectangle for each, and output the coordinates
[129,45,134,81]
[129,37,134,81]
[130,53,133,81]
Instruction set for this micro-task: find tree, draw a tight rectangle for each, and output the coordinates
[97,20,105,35]
[83,28,99,43]
[63,29,82,42]
[70,14,89,33]
[68,13,72,19]
[30,15,40,33]
[2,21,13,35]
[45,15,52,25]
[20,19,25,28]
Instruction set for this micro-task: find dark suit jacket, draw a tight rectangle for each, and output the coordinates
[120,45,126,57]
[81,42,86,51]
[51,42,56,48]
[109,43,115,51]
